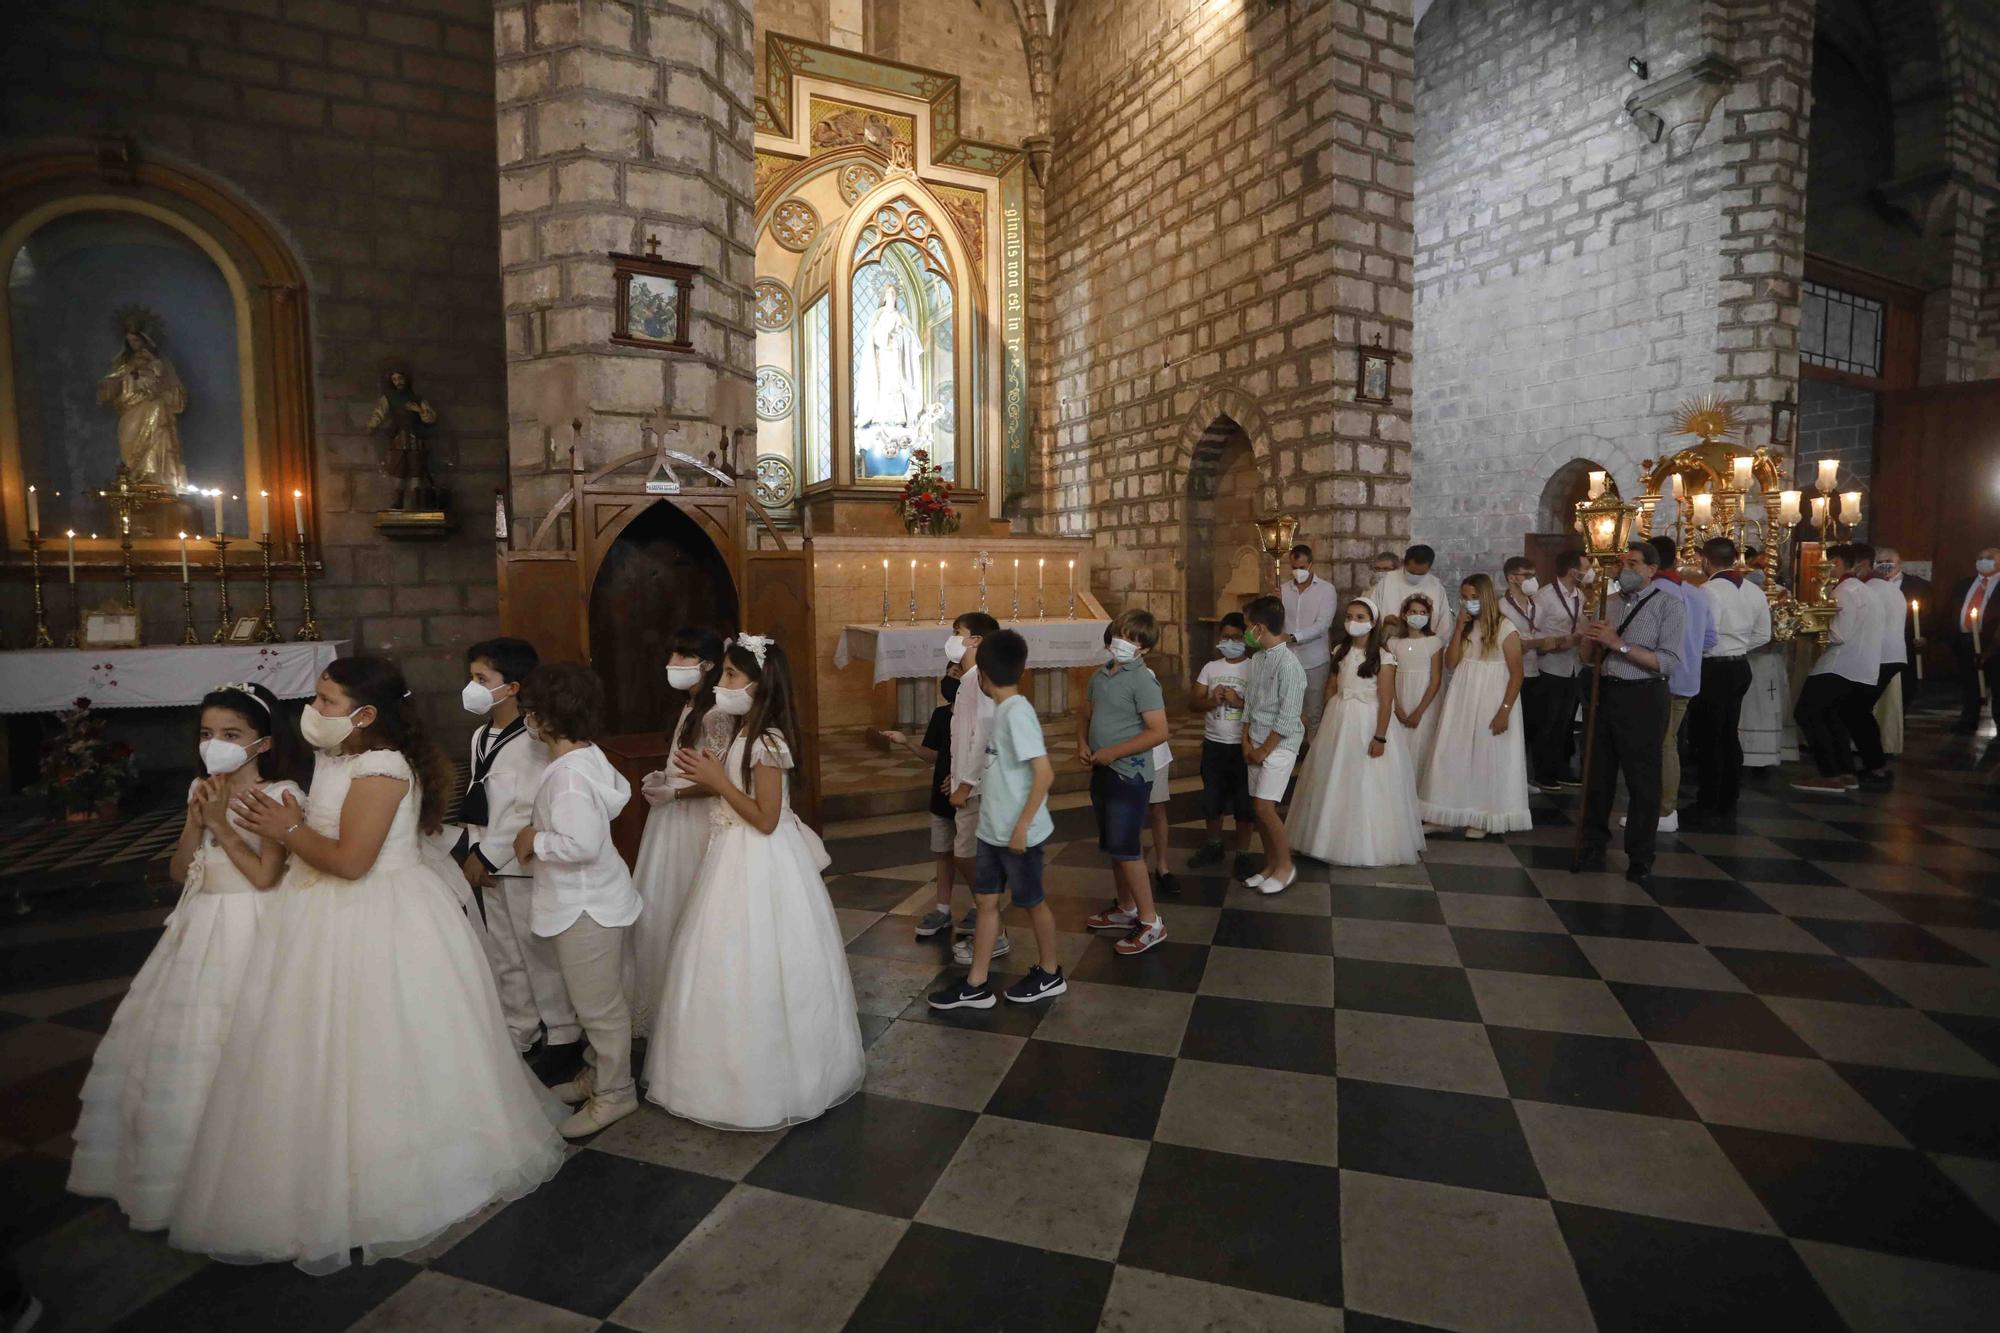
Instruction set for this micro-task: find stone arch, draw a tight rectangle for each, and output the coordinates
[1174,384,1273,498]
[1174,385,1271,689]
[1535,457,1612,537]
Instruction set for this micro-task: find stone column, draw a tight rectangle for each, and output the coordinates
[494,0,756,523]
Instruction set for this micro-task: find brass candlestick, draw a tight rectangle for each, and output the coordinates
[64,579,80,648]
[907,588,919,624]
[974,550,991,614]
[295,535,322,641]
[254,537,281,642]
[937,587,947,625]
[120,526,137,610]
[26,534,54,648]
[208,536,234,642]
[179,577,199,645]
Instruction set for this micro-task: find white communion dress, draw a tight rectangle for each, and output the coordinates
[69,777,303,1231]
[1419,621,1533,834]
[169,748,565,1273]
[644,732,864,1131]
[1387,633,1446,787]
[628,703,735,1038]
[1287,651,1426,866]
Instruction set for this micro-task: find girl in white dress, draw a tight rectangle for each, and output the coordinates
[174,657,564,1273]
[644,637,865,1131]
[1420,575,1532,838]
[69,682,306,1231]
[1386,593,1446,787]
[1287,599,1426,866]
[629,626,732,1037]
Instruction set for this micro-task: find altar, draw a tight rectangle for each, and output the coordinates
[0,640,345,713]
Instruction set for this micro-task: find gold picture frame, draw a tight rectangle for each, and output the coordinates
[226,614,263,643]
[81,603,141,648]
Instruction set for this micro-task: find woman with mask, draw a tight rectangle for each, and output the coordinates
[1287,599,1425,865]
[629,627,730,1031]
[70,682,305,1233]
[645,637,865,1130]
[175,657,566,1272]
[1419,575,1532,838]
[1386,593,1446,787]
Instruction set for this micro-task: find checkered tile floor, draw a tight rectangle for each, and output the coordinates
[4,714,1999,1331]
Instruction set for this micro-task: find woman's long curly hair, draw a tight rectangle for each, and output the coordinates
[322,656,453,834]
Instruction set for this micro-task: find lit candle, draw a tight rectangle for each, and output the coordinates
[259,489,271,537]
[881,557,889,596]
[25,485,38,534]
[1816,459,1839,492]
[1692,493,1713,525]
[178,531,190,582]
[293,489,306,538]
[1068,558,1075,593]
[909,558,917,595]
[1810,496,1830,528]
[1731,456,1754,491]
[1778,489,1802,524]
[1587,470,1606,500]
[210,488,224,536]
[66,529,75,583]
[1668,473,1683,500]
[939,559,946,595]
[1841,490,1862,525]
[1910,599,1920,639]
[1013,558,1020,587]
[1038,557,1045,593]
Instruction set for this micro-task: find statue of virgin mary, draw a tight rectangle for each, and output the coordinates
[854,281,924,434]
[96,309,188,492]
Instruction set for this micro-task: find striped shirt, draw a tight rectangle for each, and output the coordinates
[1245,641,1307,752]
[1602,586,1687,683]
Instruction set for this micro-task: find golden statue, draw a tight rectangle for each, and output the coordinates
[96,308,188,492]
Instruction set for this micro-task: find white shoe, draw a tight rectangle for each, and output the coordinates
[1244,872,1265,888]
[952,932,1012,966]
[1658,810,1679,832]
[1464,827,1487,840]
[1256,867,1296,895]
[553,1062,596,1105]
[559,1096,637,1139]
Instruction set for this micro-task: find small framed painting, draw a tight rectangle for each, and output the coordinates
[1356,334,1393,404]
[227,615,264,643]
[82,605,141,648]
[611,248,698,351]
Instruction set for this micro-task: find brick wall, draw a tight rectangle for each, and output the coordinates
[1040,0,1416,690]
[2,0,509,741]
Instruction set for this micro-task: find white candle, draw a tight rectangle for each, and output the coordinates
[881,557,889,596]
[1587,470,1607,500]
[25,485,38,534]
[66,529,75,583]
[209,488,224,536]
[1668,473,1683,500]
[1910,599,1920,638]
[1013,558,1020,587]
[259,489,271,536]
[1038,557,1046,592]
[1692,493,1713,525]
[1811,496,1830,528]
[1779,490,1802,525]
[178,531,190,582]
[1731,456,1754,491]
[1816,459,1839,492]
[1841,490,1862,525]
[939,560,946,595]
[909,558,916,594]
[1068,558,1075,593]
[293,489,306,538]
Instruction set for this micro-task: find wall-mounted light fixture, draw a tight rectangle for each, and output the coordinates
[1628,57,1649,79]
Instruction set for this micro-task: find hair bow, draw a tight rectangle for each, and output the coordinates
[213,681,271,714]
[734,633,772,666]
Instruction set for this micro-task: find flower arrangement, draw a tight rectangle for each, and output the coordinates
[898,449,960,536]
[36,697,138,819]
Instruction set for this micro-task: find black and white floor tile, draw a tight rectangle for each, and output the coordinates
[4,710,1999,1330]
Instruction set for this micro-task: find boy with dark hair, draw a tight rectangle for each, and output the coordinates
[946,610,1002,943]
[1189,611,1255,876]
[1079,608,1172,955]
[455,637,576,1067]
[930,630,1064,1009]
[1242,595,1305,893]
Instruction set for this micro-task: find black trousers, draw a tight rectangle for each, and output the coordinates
[1687,656,1751,811]
[1581,676,1668,872]
[1526,673,1577,785]
[1795,674,1865,776]
[1954,631,1999,727]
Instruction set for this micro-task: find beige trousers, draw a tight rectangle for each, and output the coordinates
[550,914,636,1106]
[1661,696,1689,816]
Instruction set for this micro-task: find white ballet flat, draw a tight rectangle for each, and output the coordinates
[1256,867,1296,896]
[1243,872,1265,888]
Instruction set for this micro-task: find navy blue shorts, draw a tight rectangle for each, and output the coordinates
[1199,739,1253,822]
[974,839,1046,907]
[1090,767,1150,862]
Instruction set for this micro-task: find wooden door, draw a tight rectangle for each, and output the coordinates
[1875,379,2000,672]
[743,541,822,829]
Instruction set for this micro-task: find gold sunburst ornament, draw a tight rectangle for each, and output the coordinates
[1673,393,1740,444]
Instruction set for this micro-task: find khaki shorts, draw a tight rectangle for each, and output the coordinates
[929,814,956,855]
[953,796,981,859]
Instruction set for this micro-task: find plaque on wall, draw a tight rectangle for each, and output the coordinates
[611,241,698,352]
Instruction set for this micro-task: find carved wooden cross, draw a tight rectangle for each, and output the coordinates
[644,234,662,258]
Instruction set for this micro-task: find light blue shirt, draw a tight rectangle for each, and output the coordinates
[1655,575,1717,698]
[978,693,1053,847]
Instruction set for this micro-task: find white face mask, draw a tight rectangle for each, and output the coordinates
[200,738,260,776]
[1579,566,1597,585]
[1345,619,1372,638]
[1520,576,1540,596]
[1109,637,1140,664]
[300,705,359,751]
[944,635,969,664]
[713,684,755,716]
[1217,639,1246,659]
[1404,612,1429,630]
[1292,568,1312,584]
[1463,599,1482,616]
[1980,558,1998,576]
[461,680,502,715]
[666,664,704,691]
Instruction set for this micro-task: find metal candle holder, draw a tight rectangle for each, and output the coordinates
[295,535,322,641]
[64,579,79,648]
[25,534,54,648]
[208,537,234,642]
[1067,588,1076,620]
[179,578,199,645]
[254,537,281,642]
[119,527,136,611]
[974,551,991,613]
[936,586,947,625]
[907,590,919,624]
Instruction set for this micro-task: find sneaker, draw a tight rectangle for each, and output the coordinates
[1087,903,1138,932]
[956,909,978,937]
[952,931,1012,965]
[1005,966,1067,1004]
[1113,918,1168,956]
[1789,775,1849,795]
[1188,840,1224,869]
[1857,769,1893,790]
[1156,870,1181,897]
[559,1096,637,1139]
[1657,810,1679,833]
[1231,851,1258,880]
[914,907,953,939]
[928,979,996,1010]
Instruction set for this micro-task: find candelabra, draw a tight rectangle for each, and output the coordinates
[25,534,54,648]
[179,578,199,645]
[207,537,234,642]
[253,537,281,642]
[295,535,322,641]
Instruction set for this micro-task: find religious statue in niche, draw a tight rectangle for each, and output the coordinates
[855,282,942,479]
[96,307,188,493]
[368,364,442,510]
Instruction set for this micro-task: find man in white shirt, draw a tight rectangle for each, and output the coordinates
[1280,543,1339,735]
[1871,547,1927,718]
[1791,544,1888,793]
[1865,548,1911,753]
[1372,544,1454,646]
[1530,550,1591,786]
[1687,538,1770,815]
[1950,545,1999,733]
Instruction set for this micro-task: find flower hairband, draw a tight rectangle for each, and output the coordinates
[731,633,773,666]
[213,681,271,714]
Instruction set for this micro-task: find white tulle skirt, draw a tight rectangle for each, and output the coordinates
[1395,660,1444,787]
[628,797,715,1038]
[1287,693,1426,866]
[68,888,268,1231]
[644,818,864,1132]
[1419,658,1533,833]
[168,855,566,1273]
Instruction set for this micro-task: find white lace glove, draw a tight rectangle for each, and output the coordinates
[640,770,677,807]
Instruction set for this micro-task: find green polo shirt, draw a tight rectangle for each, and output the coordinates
[1087,661,1165,782]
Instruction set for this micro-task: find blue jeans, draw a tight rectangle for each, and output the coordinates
[974,839,1046,907]
[1090,768,1150,862]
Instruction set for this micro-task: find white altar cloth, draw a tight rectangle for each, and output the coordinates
[834,619,1113,684]
[0,641,347,714]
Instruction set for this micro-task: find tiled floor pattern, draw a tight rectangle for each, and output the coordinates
[4,711,1999,1331]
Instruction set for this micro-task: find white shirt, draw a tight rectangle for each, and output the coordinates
[1810,578,1883,685]
[1498,588,1541,677]
[1372,569,1454,644]
[949,662,996,792]
[1865,577,1907,666]
[1281,574,1339,670]
[1702,575,1772,658]
[528,744,642,936]
[1195,657,1251,743]
[1531,579,1586,678]
[460,720,550,873]
[1963,573,1997,633]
